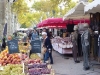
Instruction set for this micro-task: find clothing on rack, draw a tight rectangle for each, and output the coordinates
[78,34,82,56]
[98,35,100,57]
[93,34,99,58]
[81,29,90,69]
[67,19,74,32]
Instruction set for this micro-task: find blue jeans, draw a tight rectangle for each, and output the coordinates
[44,50,53,64]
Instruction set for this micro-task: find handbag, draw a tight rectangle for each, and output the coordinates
[41,39,47,54]
[41,47,47,60]
[41,47,47,54]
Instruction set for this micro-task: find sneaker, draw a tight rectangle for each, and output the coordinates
[75,60,80,63]
[84,67,90,70]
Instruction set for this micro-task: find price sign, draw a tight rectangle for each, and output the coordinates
[31,39,41,53]
[7,39,19,54]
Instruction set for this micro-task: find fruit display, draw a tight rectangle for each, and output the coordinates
[28,63,47,69]
[18,53,28,61]
[27,63,51,75]
[25,59,42,64]
[0,50,21,66]
[0,42,55,75]
[19,45,30,53]
[23,59,52,75]
[0,64,25,75]
[29,68,51,75]
[30,53,41,60]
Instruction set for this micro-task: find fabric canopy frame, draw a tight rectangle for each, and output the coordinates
[84,0,100,13]
[63,1,89,20]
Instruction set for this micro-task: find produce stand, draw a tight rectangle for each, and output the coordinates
[51,36,73,54]
[0,42,55,75]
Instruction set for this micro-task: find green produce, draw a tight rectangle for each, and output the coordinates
[0,64,25,75]
[30,53,40,59]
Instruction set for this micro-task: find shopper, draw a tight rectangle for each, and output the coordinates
[49,32,53,39]
[23,31,27,42]
[1,36,6,50]
[8,35,13,41]
[28,30,33,40]
[42,28,50,38]
[31,29,39,41]
[42,32,53,64]
[71,25,80,63]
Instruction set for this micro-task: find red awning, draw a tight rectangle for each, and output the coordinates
[37,18,90,28]
[42,18,67,27]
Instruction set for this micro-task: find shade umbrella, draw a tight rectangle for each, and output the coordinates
[46,23,67,29]
[41,18,67,28]
[37,22,41,28]
[63,1,89,20]
[84,0,100,13]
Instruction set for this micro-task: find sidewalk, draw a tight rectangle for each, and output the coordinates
[52,51,100,75]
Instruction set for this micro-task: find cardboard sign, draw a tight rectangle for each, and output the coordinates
[7,39,19,54]
[31,39,41,53]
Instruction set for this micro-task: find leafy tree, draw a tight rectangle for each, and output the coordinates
[11,0,29,15]
[20,23,27,28]
[11,0,38,28]
[12,0,77,28]
[32,0,76,18]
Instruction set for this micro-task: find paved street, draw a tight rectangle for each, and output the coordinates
[52,51,100,75]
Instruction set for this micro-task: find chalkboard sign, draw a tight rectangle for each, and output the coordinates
[31,40,41,53]
[7,39,19,54]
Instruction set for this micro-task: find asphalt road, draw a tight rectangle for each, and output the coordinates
[52,51,100,75]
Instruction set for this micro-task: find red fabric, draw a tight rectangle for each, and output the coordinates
[37,22,42,27]
[37,18,90,28]
[42,18,66,27]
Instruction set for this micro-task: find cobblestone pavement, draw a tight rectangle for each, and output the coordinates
[52,51,100,75]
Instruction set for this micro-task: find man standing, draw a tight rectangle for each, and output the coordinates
[31,30,39,41]
[81,23,90,70]
[71,25,80,63]
[42,32,53,64]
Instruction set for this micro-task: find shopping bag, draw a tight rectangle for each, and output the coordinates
[41,47,47,54]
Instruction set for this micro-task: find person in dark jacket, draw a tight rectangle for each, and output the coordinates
[43,28,50,38]
[1,37,6,50]
[42,32,53,64]
[28,30,33,40]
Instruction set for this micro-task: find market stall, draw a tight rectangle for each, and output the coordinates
[51,36,73,54]
[0,40,55,75]
[84,0,100,14]
[63,1,89,20]
[63,1,90,56]
[84,0,100,64]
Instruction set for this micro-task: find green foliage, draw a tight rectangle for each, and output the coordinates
[11,0,29,14]
[20,23,27,28]
[12,0,77,28]
[11,0,34,28]
[32,0,76,18]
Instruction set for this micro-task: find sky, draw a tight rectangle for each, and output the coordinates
[25,0,34,7]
